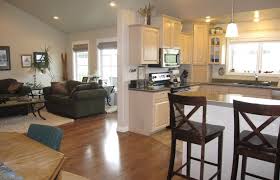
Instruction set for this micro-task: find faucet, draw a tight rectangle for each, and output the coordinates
[254,73,258,84]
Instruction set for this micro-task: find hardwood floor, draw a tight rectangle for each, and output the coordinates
[59,113,184,180]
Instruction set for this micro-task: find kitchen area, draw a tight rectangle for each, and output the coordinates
[127,9,280,136]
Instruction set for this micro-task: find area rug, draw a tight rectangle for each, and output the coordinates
[151,129,183,152]
[0,110,74,133]
[105,105,118,113]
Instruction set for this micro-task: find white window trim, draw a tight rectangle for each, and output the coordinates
[72,40,90,81]
[225,38,280,78]
[96,37,117,77]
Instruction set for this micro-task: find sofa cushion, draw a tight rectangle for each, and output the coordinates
[51,82,68,95]
[89,82,101,89]
[7,82,23,94]
[0,79,17,94]
[47,94,71,104]
[66,80,82,94]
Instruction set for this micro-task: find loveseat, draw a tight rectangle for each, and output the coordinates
[0,78,32,117]
[43,80,107,119]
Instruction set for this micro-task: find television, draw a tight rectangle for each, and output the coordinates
[33,52,48,68]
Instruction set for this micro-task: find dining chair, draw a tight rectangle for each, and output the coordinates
[27,124,63,151]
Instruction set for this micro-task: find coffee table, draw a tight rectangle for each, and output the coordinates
[0,98,46,120]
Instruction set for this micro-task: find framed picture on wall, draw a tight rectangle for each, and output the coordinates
[21,54,32,68]
[0,46,11,71]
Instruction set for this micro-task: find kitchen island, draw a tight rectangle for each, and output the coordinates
[177,90,280,179]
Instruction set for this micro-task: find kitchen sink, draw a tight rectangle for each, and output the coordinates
[235,82,272,87]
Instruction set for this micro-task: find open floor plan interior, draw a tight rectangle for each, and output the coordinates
[1,0,280,179]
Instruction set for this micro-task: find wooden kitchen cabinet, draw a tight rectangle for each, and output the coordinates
[153,15,182,49]
[193,24,209,65]
[129,90,169,136]
[191,65,209,83]
[180,33,193,64]
[129,24,159,65]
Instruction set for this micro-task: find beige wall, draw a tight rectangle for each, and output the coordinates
[212,19,280,82]
[67,27,117,79]
[0,0,66,86]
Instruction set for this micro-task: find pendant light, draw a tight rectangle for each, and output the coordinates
[226,0,238,38]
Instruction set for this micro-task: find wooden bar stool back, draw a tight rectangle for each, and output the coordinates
[231,100,280,180]
[167,93,225,180]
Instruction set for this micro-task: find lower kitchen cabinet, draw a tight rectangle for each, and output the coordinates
[129,90,169,136]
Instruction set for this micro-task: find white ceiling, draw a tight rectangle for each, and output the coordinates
[5,0,280,33]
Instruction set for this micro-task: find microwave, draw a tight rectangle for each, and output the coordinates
[149,48,180,68]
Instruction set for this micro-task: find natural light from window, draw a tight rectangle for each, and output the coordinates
[228,41,280,74]
[74,51,88,81]
[99,49,117,87]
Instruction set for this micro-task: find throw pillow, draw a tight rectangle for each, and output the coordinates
[70,84,92,96]
[7,82,23,94]
[51,82,68,95]
[66,80,82,94]
[89,82,100,89]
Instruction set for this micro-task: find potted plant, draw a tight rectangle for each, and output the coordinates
[138,3,154,25]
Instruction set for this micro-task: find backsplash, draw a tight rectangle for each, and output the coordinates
[212,64,280,82]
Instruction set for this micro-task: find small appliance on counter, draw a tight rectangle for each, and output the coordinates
[169,69,180,84]
[149,48,180,68]
[180,70,189,84]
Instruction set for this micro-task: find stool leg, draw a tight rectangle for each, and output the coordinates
[217,133,223,180]
[231,147,239,180]
[274,154,280,180]
[200,142,205,180]
[187,142,191,177]
[167,136,176,180]
[241,156,247,180]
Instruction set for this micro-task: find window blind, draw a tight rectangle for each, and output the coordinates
[97,41,117,50]
[72,44,88,52]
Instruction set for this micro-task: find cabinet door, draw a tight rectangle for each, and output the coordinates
[180,34,192,64]
[162,18,172,48]
[154,100,169,129]
[191,65,208,83]
[193,24,208,65]
[172,21,182,49]
[142,28,159,64]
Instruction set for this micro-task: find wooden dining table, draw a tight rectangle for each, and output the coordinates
[0,132,65,180]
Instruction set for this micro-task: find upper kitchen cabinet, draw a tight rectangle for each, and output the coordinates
[209,35,226,64]
[153,15,182,49]
[193,24,209,65]
[180,33,193,64]
[129,24,160,65]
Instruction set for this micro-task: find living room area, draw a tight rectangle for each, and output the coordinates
[0,0,119,179]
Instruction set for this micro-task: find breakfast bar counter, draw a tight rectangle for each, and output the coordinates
[176,90,280,179]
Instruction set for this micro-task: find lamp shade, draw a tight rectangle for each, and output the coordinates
[225,23,238,38]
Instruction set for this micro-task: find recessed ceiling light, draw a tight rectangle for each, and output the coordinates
[53,16,59,20]
[205,16,211,23]
[109,1,116,7]
[254,11,260,18]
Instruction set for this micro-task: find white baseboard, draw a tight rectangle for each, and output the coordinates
[117,126,129,132]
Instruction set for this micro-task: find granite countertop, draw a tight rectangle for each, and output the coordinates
[177,90,280,108]
[128,82,280,92]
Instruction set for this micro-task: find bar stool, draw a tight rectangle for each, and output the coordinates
[167,94,225,180]
[231,100,280,180]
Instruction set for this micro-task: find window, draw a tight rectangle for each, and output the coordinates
[73,43,89,81]
[99,49,117,87]
[228,41,280,74]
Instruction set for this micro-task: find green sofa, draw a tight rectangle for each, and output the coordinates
[43,81,107,119]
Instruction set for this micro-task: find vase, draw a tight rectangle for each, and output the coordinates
[147,15,151,25]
